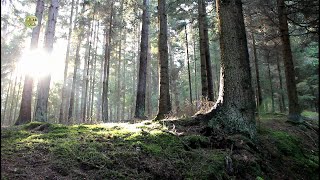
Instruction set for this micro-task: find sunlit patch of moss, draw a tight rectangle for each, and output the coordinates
[301,110,318,118]
[22,121,46,130]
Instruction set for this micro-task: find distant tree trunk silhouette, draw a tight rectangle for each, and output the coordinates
[102,3,113,122]
[58,0,75,124]
[277,0,301,121]
[251,32,263,111]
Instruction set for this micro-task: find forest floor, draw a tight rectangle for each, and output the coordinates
[1,113,319,180]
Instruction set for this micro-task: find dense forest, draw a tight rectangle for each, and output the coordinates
[1,0,319,179]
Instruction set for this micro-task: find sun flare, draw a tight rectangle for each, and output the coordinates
[17,48,61,80]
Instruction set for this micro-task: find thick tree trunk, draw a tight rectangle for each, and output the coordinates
[15,0,44,125]
[195,0,256,138]
[198,0,214,101]
[277,0,301,121]
[251,32,263,110]
[102,4,113,122]
[34,0,58,122]
[135,0,150,119]
[155,0,171,120]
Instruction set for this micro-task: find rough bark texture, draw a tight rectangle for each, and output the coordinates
[277,0,301,121]
[135,0,150,119]
[155,0,171,120]
[34,0,58,122]
[195,0,256,138]
[198,0,214,101]
[15,0,44,125]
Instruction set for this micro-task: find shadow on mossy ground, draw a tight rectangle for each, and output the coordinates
[1,116,319,180]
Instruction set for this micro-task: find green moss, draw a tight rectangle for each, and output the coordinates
[301,111,318,118]
[270,131,301,156]
[182,135,210,149]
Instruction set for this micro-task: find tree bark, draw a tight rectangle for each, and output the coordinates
[198,0,214,101]
[135,0,150,119]
[34,0,59,122]
[155,0,171,120]
[15,0,44,125]
[195,0,256,138]
[277,0,301,121]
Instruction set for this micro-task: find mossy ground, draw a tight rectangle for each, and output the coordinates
[1,115,319,180]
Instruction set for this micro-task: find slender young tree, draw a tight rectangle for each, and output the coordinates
[135,0,150,119]
[102,3,114,122]
[155,0,171,120]
[251,32,263,110]
[195,0,256,138]
[59,0,75,124]
[185,24,193,104]
[15,0,44,125]
[68,1,84,123]
[265,50,275,113]
[277,0,301,121]
[34,0,59,122]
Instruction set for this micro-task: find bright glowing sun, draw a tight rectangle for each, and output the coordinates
[18,48,60,80]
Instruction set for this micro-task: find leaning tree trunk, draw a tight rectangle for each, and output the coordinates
[15,0,44,125]
[155,0,171,120]
[135,0,150,119]
[277,0,301,121]
[195,0,256,138]
[34,0,58,122]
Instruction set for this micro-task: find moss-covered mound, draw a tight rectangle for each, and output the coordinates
[1,116,319,180]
